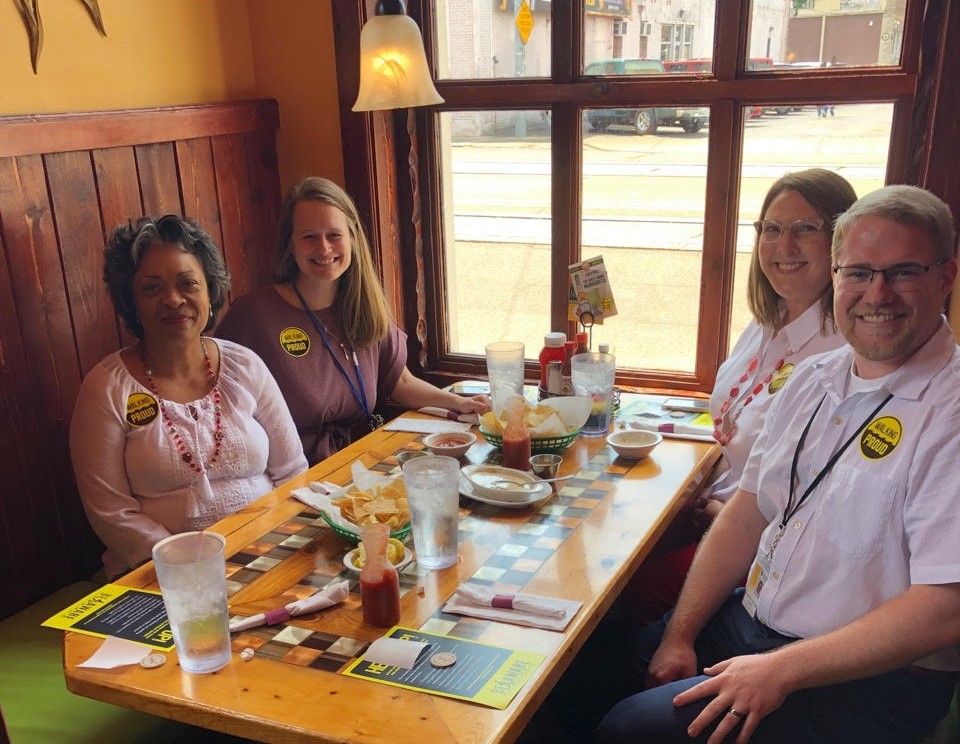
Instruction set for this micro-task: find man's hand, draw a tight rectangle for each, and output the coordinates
[691,495,724,532]
[646,637,698,689]
[672,653,794,744]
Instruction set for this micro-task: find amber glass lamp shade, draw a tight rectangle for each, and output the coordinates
[352,4,444,112]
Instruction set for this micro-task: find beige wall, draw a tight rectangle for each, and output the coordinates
[0,0,344,196]
[245,0,344,191]
[0,0,256,112]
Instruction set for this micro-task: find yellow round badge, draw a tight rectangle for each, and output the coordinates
[767,363,795,395]
[860,416,901,460]
[280,327,310,357]
[126,392,159,427]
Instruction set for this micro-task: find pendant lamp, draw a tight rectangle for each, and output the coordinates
[352,0,444,112]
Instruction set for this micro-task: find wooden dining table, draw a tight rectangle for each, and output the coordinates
[63,403,720,743]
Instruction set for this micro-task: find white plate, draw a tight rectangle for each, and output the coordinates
[459,472,552,508]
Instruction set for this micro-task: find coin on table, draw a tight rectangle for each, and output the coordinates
[139,653,167,669]
[429,651,457,669]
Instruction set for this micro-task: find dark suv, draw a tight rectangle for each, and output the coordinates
[585,59,709,135]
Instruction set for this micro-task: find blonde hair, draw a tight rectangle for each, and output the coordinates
[746,168,857,331]
[274,177,390,347]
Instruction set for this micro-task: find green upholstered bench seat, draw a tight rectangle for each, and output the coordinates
[0,581,188,744]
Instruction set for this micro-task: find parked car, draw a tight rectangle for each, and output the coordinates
[584,59,709,135]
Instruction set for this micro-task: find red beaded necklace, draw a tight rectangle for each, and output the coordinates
[139,340,223,474]
[712,348,793,446]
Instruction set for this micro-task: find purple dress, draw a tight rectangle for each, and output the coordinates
[216,287,407,465]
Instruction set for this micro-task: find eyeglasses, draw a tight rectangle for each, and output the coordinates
[753,219,826,244]
[832,259,947,287]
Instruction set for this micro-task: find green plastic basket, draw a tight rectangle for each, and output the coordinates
[318,510,411,546]
[479,428,580,454]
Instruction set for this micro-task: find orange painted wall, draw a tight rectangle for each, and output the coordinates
[0,0,257,113]
[0,0,344,194]
[245,0,345,190]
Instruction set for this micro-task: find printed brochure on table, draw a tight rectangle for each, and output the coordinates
[42,583,174,651]
[343,626,545,709]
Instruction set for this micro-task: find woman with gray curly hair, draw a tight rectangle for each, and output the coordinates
[71,215,307,579]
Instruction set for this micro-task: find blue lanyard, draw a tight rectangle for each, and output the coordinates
[291,283,383,431]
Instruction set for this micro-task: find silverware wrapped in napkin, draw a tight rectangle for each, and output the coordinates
[454,584,565,618]
[442,582,582,632]
[229,580,350,633]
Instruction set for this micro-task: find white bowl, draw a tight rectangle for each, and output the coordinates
[461,464,541,502]
[343,543,413,574]
[423,431,477,458]
[606,429,662,460]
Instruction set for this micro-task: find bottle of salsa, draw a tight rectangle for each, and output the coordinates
[501,395,531,471]
[360,523,400,627]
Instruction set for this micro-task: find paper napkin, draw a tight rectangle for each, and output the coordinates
[229,580,350,633]
[442,583,582,632]
[384,417,472,434]
[419,407,481,425]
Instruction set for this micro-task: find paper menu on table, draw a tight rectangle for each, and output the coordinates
[42,583,174,651]
[617,396,715,442]
[343,626,545,709]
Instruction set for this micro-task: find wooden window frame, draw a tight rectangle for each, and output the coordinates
[332,0,960,392]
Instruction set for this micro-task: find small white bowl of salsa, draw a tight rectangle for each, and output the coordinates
[423,431,477,458]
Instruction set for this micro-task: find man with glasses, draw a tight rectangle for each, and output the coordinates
[592,185,960,744]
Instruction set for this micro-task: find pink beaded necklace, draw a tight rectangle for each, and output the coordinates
[712,348,793,446]
[139,340,223,474]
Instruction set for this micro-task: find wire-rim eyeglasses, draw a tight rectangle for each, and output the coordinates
[832,259,947,286]
[753,219,826,244]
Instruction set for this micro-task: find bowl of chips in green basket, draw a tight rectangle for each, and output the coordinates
[478,396,590,454]
[320,480,412,545]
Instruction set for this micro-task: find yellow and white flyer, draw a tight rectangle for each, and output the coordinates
[42,583,174,651]
[343,626,545,709]
[568,255,618,325]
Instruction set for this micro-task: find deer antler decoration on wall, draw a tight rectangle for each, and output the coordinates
[13,0,107,73]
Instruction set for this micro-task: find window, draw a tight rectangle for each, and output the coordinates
[661,24,694,61]
[333,0,955,392]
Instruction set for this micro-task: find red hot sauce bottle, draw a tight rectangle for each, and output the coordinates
[360,523,400,627]
[501,395,531,471]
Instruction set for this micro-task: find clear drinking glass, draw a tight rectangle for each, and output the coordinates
[152,531,232,674]
[571,352,616,437]
[485,341,525,416]
[401,456,461,570]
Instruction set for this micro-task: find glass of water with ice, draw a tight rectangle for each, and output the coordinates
[152,531,232,674]
[401,456,461,570]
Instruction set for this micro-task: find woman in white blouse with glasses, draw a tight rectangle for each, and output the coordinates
[622,168,858,624]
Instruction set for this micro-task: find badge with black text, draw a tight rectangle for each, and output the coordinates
[280,327,310,357]
[860,416,901,460]
[126,393,159,427]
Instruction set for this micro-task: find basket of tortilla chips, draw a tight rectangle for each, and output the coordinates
[479,396,591,454]
[314,462,411,545]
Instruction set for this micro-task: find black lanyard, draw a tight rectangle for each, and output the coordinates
[782,390,893,530]
[291,284,384,432]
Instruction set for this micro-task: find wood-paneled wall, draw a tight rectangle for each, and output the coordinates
[0,100,282,619]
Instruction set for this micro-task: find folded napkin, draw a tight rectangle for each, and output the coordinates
[623,417,715,442]
[229,580,349,633]
[384,417,472,434]
[419,406,480,425]
[442,583,582,632]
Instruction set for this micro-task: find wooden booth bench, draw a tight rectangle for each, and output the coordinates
[0,100,283,742]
